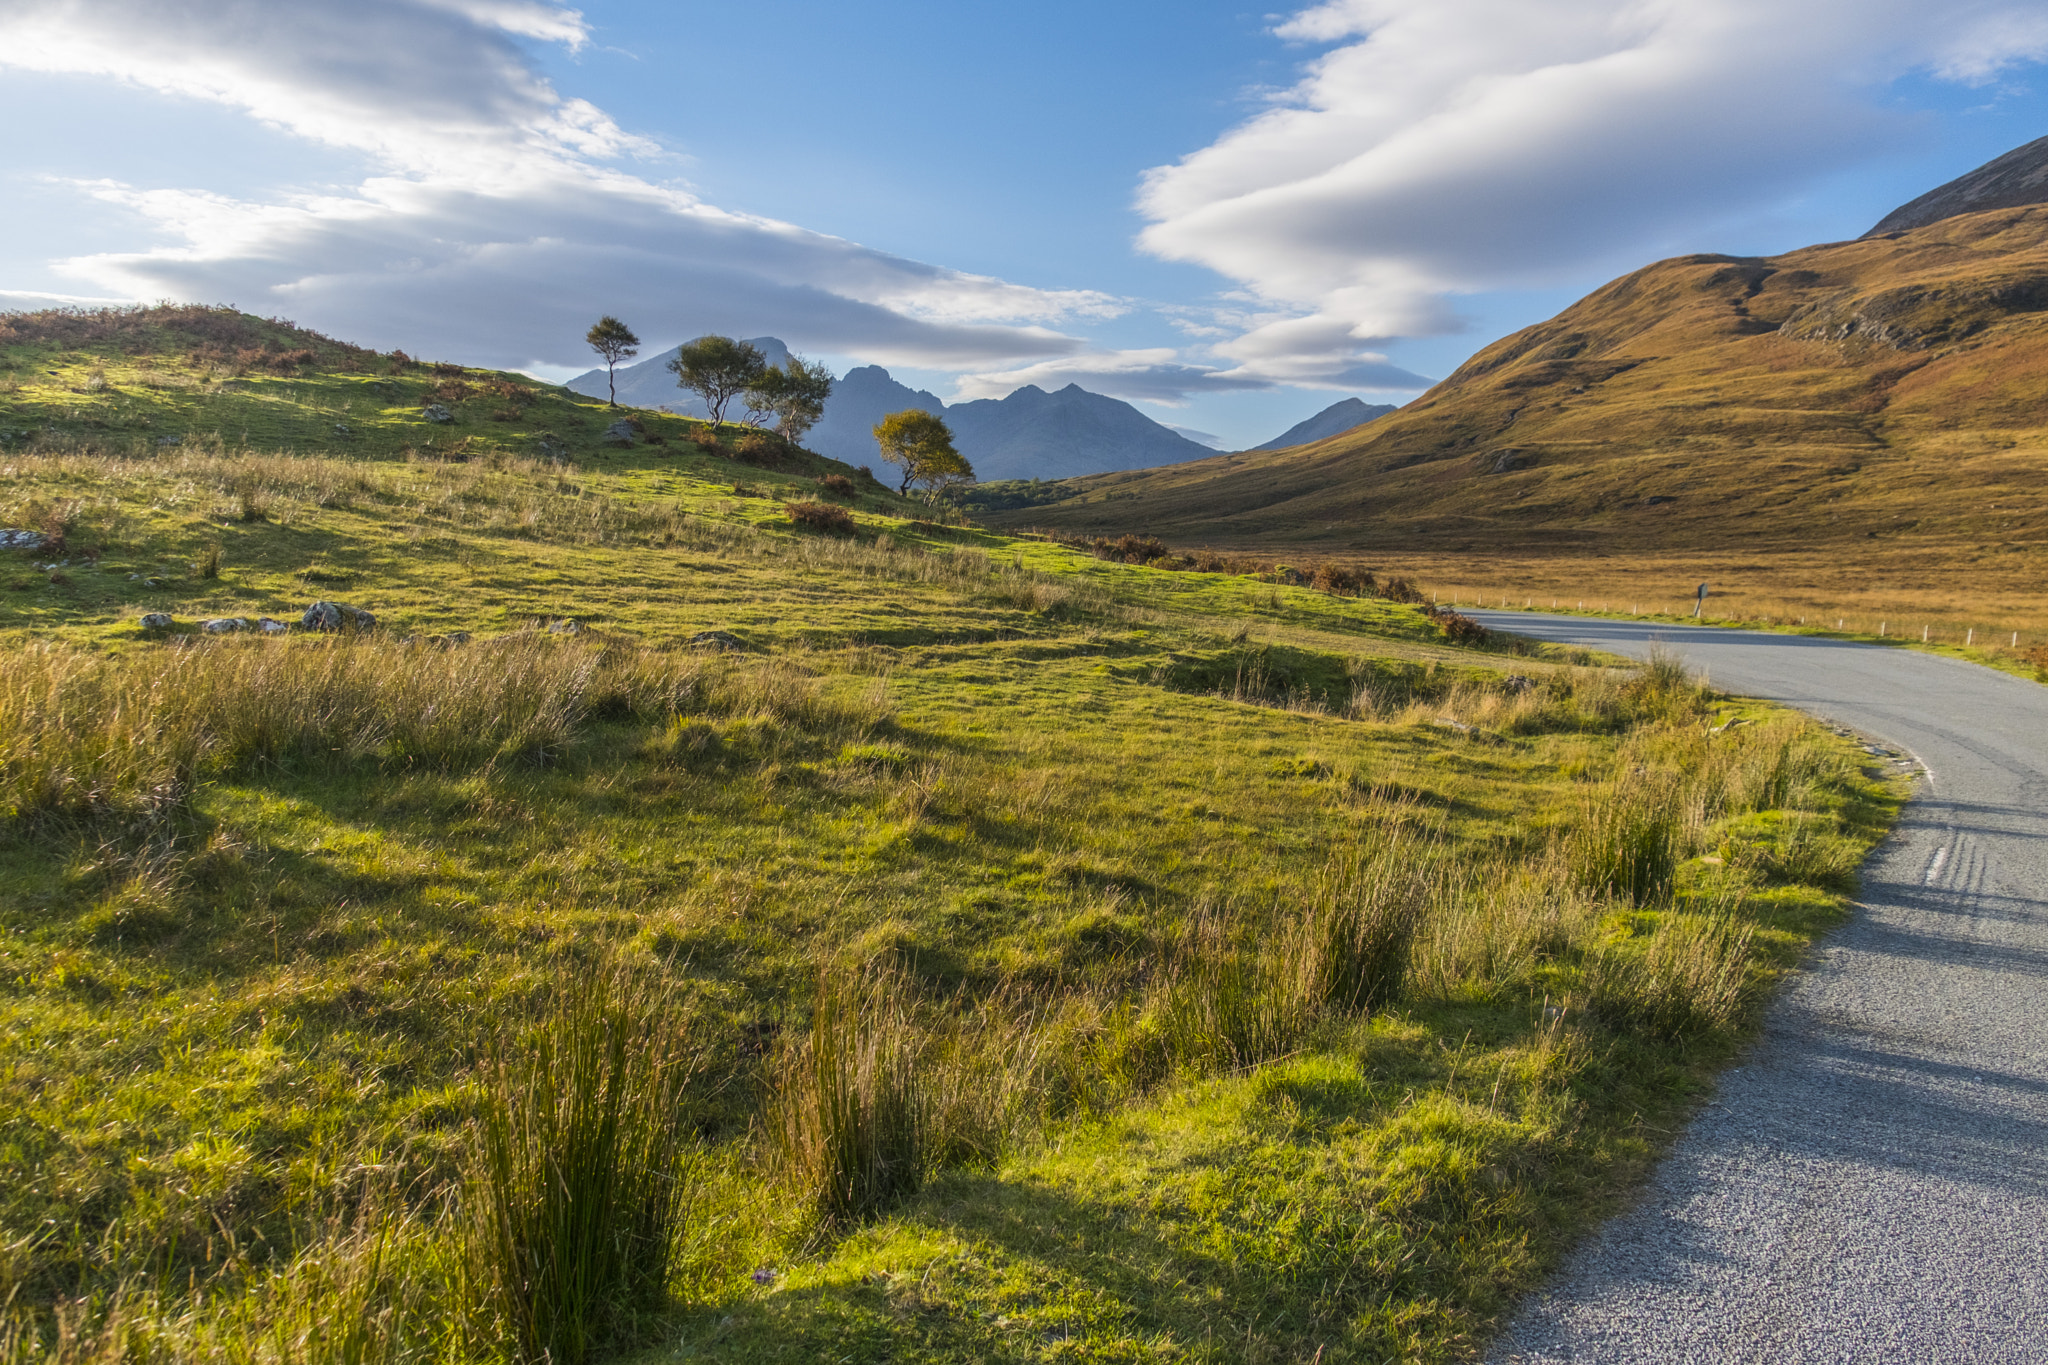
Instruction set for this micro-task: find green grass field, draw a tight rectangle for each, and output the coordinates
[0,309,1902,1364]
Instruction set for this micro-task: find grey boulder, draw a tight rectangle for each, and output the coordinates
[302,601,377,632]
[138,613,175,631]
[421,404,455,424]
[201,617,250,634]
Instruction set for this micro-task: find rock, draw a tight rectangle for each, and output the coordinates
[548,619,585,634]
[1502,675,1536,693]
[1642,495,1677,507]
[302,601,376,632]
[428,631,472,648]
[538,435,569,463]
[138,613,175,631]
[602,420,635,445]
[201,617,249,634]
[0,529,46,551]
[257,618,289,635]
[333,423,353,438]
[421,404,454,424]
[156,435,181,448]
[689,630,747,652]
[1481,448,1535,474]
[141,577,167,589]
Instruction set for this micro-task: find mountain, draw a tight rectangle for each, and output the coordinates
[981,193,2048,556]
[1251,398,1399,452]
[1866,135,2048,237]
[801,365,945,468]
[572,338,1214,480]
[944,384,1215,481]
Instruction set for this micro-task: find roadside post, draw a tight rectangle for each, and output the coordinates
[1693,582,1709,618]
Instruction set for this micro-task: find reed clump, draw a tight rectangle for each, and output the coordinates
[468,961,697,1365]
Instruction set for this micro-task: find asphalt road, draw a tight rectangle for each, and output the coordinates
[1466,613,2048,1364]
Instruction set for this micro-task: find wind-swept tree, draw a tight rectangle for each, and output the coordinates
[666,335,766,428]
[584,316,640,407]
[873,409,973,499]
[745,355,835,443]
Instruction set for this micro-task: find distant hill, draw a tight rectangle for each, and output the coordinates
[982,194,2048,556]
[571,341,1215,481]
[1251,398,1399,452]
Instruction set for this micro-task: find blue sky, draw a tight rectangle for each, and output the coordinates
[6,0,2048,448]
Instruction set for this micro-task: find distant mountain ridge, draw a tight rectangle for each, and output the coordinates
[1251,398,1398,452]
[567,340,1215,481]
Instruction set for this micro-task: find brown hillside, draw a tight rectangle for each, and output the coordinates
[988,206,2048,561]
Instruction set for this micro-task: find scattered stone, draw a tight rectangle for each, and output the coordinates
[689,630,747,652]
[141,577,167,589]
[1710,717,1750,734]
[138,613,175,631]
[1434,717,1475,733]
[201,617,249,634]
[429,631,472,648]
[1481,448,1535,474]
[333,423,353,438]
[602,419,635,445]
[538,434,569,463]
[421,404,455,424]
[1643,495,1678,507]
[302,600,376,632]
[1502,675,1536,693]
[156,435,181,448]
[0,529,46,551]
[548,618,586,634]
[257,618,289,635]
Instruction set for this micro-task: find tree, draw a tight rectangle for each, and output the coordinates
[584,316,640,407]
[666,335,765,428]
[745,355,835,443]
[872,409,973,499]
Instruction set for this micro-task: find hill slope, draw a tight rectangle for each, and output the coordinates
[989,205,2048,557]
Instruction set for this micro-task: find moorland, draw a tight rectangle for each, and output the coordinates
[980,204,2048,662]
[0,306,1900,1364]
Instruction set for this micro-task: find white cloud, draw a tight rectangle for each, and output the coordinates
[1138,0,2048,378]
[953,344,1432,404]
[0,0,1117,371]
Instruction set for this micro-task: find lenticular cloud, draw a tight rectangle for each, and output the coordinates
[1139,0,2048,381]
[0,0,1113,371]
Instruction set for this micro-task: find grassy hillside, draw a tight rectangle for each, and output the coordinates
[0,309,1901,1364]
[983,207,2048,642]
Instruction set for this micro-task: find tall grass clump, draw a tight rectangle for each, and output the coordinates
[1283,839,1427,1015]
[1566,776,1692,905]
[1585,904,1756,1041]
[768,970,926,1225]
[1154,945,1307,1074]
[468,961,696,1365]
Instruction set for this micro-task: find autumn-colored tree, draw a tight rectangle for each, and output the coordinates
[583,316,640,407]
[873,409,973,498]
[666,335,766,427]
[744,355,835,442]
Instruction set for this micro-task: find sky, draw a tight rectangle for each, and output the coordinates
[6,0,2048,449]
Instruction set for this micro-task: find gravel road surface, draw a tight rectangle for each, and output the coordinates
[1468,614,2048,1364]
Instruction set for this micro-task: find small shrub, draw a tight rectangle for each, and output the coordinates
[785,500,854,534]
[687,427,720,451]
[735,431,789,467]
[198,544,221,579]
[818,474,855,498]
